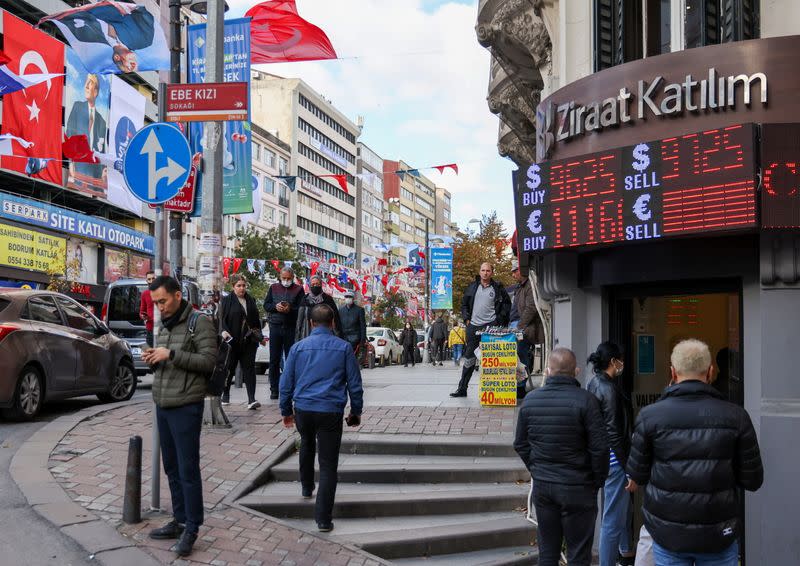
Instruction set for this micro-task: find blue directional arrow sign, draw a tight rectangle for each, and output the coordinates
[123,123,192,204]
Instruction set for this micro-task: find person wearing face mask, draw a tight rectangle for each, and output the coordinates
[296,275,342,341]
[338,291,367,358]
[398,321,418,367]
[219,275,262,409]
[587,341,634,566]
[264,268,305,400]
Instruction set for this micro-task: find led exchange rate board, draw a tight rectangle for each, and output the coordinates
[515,124,757,252]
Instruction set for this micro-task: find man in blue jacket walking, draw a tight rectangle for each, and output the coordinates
[279,304,364,532]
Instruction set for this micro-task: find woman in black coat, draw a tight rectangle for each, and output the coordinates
[295,275,342,341]
[219,274,263,408]
[398,321,418,367]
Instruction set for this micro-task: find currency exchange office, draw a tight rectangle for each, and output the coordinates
[513,35,800,564]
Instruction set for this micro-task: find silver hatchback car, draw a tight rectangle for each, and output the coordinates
[0,289,136,420]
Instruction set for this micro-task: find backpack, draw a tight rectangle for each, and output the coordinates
[186,310,230,396]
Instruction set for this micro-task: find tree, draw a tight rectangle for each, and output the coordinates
[229,226,303,315]
[452,212,513,314]
[371,292,407,330]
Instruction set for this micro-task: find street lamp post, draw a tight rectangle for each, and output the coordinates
[168,0,184,280]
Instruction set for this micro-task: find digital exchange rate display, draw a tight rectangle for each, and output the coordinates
[515,124,757,252]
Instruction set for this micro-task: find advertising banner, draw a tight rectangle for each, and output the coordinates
[104,248,128,282]
[479,332,517,407]
[106,75,145,215]
[0,193,154,254]
[429,247,453,310]
[187,18,253,216]
[67,240,99,285]
[64,48,111,198]
[0,223,66,273]
[128,254,152,278]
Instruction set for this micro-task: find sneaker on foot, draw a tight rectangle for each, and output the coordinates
[317,522,334,532]
[149,519,184,540]
[248,401,261,410]
[172,530,197,557]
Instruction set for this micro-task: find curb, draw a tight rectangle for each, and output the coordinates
[10,400,162,566]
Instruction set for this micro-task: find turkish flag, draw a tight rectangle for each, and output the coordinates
[233,258,243,274]
[0,13,64,184]
[63,135,97,163]
[246,1,337,64]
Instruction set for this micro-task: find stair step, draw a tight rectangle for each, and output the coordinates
[393,545,539,566]
[239,485,528,518]
[270,454,529,484]
[340,433,518,457]
[327,515,536,559]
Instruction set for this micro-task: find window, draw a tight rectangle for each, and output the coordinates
[444,209,450,220]
[297,142,355,185]
[400,205,412,217]
[444,194,451,207]
[263,149,276,168]
[362,211,371,225]
[297,216,355,247]
[263,176,275,195]
[253,143,261,161]
[298,192,355,226]
[415,227,425,238]
[279,211,288,226]
[401,188,414,201]
[297,167,355,206]
[261,207,275,223]
[56,297,99,333]
[299,118,355,164]
[373,216,381,230]
[278,157,288,176]
[415,196,433,212]
[298,93,357,144]
[278,184,289,208]
[24,295,63,325]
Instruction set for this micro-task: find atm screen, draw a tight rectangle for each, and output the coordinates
[515,123,757,252]
[761,123,800,229]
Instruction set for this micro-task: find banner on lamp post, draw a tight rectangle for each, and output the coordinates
[429,247,453,310]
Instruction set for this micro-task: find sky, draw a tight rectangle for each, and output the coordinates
[226,0,517,231]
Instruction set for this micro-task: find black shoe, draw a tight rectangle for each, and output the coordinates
[269,392,279,400]
[149,519,184,540]
[302,489,314,499]
[172,530,197,557]
[317,522,334,532]
[449,390,467,397]
[404,364,408,367]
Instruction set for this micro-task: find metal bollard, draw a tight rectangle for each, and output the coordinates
[122,435,142,524]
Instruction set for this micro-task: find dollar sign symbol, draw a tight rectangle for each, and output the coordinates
[632,144,650,172]
[526,163,541,190]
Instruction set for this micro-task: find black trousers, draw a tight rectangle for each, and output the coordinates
[156,401,204,534]
[456,322,492,392]
[268,324,295,395]
[223,340,258,403]
[403,344,416,366]
[432,339,445,363]
[532,480,598,566]
[295,410,343,525]
[146,330,154,348]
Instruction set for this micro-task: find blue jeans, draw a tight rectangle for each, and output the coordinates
[452,344,463,363]
[156,401,204,534]
[652,541,738,566]
[599,463,631,566]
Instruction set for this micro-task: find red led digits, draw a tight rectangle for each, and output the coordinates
[550,153,617,202]
[763,162,798,197]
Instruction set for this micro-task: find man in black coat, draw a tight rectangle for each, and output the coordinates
[514,348,609,566]
[626,339,763,565]
[338,291,366,357]
[263,268,305,400]
[450,262,511,397]
[429,314,448,366]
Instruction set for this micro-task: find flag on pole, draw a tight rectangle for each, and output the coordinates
[246,0,337,64]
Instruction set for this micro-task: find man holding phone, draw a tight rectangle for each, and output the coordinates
[263,267,305,400]
[280,305,363,533]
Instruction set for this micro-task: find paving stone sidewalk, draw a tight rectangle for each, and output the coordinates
[47,399,516,565]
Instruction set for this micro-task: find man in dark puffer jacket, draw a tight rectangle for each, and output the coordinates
[514,347,609,566]
[626,339,763,566]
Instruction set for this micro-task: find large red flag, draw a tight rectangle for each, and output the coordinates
[246,1,337,64]
[0,13,64,184]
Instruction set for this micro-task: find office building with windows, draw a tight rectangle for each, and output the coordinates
[356,143,386,266]
[250,72,360,264]
[382,160,437,248]
[435,186,457,237]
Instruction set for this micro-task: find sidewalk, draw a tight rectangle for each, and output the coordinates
[18,365,517,565]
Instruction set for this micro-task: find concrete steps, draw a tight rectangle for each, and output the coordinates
[239,434,537,564]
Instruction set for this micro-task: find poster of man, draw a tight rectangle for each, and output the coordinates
[39,1,168,74]
[65,48,110,197]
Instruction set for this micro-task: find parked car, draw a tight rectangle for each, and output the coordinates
[101,278,200,375]
[367,327,402,366]
[0,290,137,420]
[254,325,270,375]
[415,330,426,363]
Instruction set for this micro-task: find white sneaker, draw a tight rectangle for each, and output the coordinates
[248,401,261,410]
[221,400,230,406]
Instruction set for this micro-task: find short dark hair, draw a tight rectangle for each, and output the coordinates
[149,275,181,294]
[145,270,155,277]
[310,304,334,326]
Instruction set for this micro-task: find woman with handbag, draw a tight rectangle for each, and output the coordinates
[295,275,341,341]
[219,274,263,409]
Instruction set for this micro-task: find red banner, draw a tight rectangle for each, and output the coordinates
[149,152,200,213]
[0,13,64,184]
[165,83,248,123]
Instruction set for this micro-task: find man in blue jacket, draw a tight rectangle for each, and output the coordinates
[279,304,364,532]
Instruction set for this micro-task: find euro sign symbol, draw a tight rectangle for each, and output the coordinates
[632,143,650,172]
[527,209,543,234]
[526,163,541,190]
[633,194,652,221]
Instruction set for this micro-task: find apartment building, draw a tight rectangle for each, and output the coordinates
[382,160,437,248]
[248,124,292,233]
[434,186,457,237]
[250,72,360,264]
[356,142,385,266]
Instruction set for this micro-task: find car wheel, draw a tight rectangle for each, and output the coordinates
[3,366,44,421]
[98,362,137,403]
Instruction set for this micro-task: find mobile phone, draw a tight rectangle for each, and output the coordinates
[224,335,233,343]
